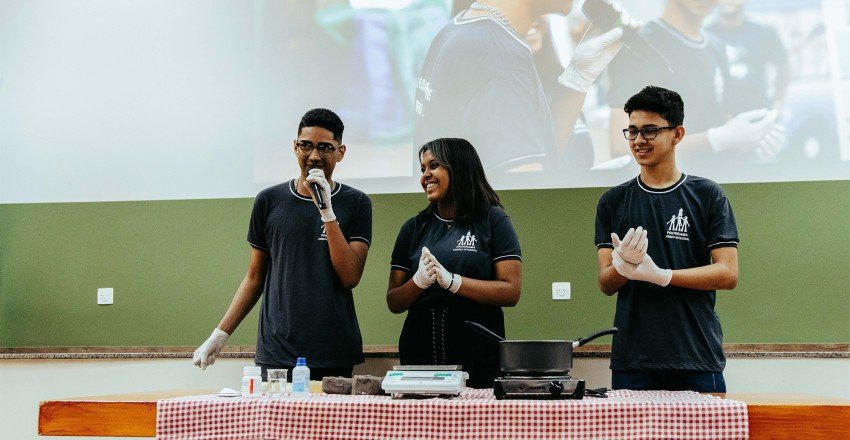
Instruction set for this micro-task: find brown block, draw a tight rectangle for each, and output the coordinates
[352,375,384,395]
[321,376,353,394]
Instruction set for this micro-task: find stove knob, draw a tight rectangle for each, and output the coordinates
[548,381,564,396]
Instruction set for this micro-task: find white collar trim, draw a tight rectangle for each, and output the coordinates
[654,18,708,49]
[288,178,342,201]
[636,174,688,194]
[434,212,455,224]
[453,12,531,54]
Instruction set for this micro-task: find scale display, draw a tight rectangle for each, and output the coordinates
[401,376,446,381]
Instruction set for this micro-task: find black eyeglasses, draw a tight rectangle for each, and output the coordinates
[623,126,677,140]
[295,140,337,158]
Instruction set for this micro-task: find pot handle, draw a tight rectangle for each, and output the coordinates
[572,327,618,348]
[465,320,506,342]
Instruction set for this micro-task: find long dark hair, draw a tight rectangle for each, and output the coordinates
[418,138,501,224]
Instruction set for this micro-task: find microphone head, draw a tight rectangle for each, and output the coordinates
[582,0,676,75]
[582,0,622,29]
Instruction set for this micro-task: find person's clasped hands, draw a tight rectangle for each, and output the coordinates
[707,108,785,161]
[412,247,437,289]
[413,247,462,293]
[305,168,335,222]
[611,226,672,287]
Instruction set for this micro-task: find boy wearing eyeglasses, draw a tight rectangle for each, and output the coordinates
[595,86,739,392]
[192,108,372,381]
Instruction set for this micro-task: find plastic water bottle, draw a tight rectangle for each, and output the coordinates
[291,357,311,397]
[241,366,262,398]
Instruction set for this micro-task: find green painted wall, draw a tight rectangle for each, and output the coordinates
[1,180,848,347]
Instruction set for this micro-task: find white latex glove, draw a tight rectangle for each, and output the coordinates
[425,252,462,294]
[754,124,785,162]
[412,247,437,289]
[559,27,624,93]
[304,168,335,222]
[707,109,780,153]
[193,328,230,370]
[612,250,672,287]
[611,249,636,277]
[611,226,648,264]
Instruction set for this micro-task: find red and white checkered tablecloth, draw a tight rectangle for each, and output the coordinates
[157,389,748,440]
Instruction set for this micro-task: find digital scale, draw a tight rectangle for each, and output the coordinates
[381,365,468,398]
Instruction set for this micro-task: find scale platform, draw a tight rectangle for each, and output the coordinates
[381,365,468,398]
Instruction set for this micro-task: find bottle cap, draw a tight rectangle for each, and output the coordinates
[296,357,306,366]
[243,366,261,376]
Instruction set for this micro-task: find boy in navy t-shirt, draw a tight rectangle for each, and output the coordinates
[192,108,372,381]
[595,86,739,392]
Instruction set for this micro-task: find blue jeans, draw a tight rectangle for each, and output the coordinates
[612,370,726,392]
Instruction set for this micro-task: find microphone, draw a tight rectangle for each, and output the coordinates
[311,182,326,209]
[582,0,676,75]
[306,167,327,209]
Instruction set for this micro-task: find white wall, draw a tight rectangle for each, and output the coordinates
[0,0,260,203]
[2,357,848,440]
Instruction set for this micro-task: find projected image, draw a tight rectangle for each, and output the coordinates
[254,0,849,193]
[2,0,847,203]
[597,0,849,184]
[252,0,451,185]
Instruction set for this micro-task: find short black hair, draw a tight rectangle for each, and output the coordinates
[418,138,501,224]
[298,108,344,142]
[623,86,684,126]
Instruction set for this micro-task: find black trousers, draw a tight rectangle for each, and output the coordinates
[612,370,726,392]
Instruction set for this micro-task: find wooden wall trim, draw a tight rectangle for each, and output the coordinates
[3,343,850,359]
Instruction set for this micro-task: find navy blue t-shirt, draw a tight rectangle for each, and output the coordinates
[708,20,788,114]
[248,179,372,368]
[595,174,738,372]
[607,19,737,174]
[390,206,522,387]
[413,13,557,173]
[607,19,729,134]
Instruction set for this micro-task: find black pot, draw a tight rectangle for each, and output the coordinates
[466,321,618,375]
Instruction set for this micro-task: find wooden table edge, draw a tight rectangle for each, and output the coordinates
[39,392,850,438]
[38,390,211,437]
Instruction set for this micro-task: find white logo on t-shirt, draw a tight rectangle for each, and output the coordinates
[713,67,725,104]
[453,231,478,252]
[318,224,328,242]
[666,208,690,242]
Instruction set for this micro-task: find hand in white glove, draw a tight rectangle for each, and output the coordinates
[612,250,672,287]
[304,168,335,222]
[754,124,785,162]
[707,109,780,153]
[425,251,462,294]
[193,328,230,370]
[559,27,624,93]
[611,226,648,264]
[412,247,437,289]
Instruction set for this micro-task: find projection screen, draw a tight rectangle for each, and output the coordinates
[1,0,848,203]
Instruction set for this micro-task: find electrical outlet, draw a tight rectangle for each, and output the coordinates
[97,288,114,305]
[552,282,571,300]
